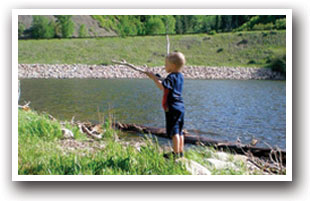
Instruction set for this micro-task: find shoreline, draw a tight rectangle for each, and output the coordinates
[19,108,283,175]
[18,64,285,80]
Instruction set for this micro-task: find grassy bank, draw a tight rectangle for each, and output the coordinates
[18,109,263,175]
[18,30,285,68]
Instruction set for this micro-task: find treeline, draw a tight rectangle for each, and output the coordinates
[93,15,286,36]
[18,15,286,39]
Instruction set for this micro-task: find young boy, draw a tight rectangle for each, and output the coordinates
[146,52,185,159]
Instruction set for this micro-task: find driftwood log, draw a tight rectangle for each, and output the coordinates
[113,122,286,165]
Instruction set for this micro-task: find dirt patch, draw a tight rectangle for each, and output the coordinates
[58,139,106,154]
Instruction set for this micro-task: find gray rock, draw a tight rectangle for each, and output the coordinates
[206,158,237,169]
[61,128,74,139]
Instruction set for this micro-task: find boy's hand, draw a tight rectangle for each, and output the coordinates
[145,71,164,90]
[145,71,155,80]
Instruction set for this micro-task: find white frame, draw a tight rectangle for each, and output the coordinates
[12,9,292,181]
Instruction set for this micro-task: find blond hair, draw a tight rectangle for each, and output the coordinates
[166,52,186,69]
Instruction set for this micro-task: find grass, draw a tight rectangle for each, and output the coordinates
[18,109,189,175]
[18,109,262,175]
[18,30,286,68]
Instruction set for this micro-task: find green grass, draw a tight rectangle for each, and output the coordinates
[18,30,285,67]
[18,109,189,175]
[18,109,262,175]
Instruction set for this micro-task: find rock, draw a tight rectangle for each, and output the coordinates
[216,152,230,161]
[61,128,74,139]
[177,158,211,175]
[206,158,236,169]
[234,154,248,163]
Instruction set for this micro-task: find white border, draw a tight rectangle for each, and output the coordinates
[12,9,292,181]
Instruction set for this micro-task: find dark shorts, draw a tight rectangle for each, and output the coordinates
[165,109,184,138]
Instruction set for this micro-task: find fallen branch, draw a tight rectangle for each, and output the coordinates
[18,101,31,111]
[112,122,286,165]
[78,124,102,140]
[241,144,286,175]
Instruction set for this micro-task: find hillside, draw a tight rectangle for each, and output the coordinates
[18,30,285,68]
[18,15,117,38]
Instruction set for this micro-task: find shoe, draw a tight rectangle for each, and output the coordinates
[163,152,177,159]
[179,152,184,158]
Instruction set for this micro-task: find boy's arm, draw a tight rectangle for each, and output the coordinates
[145,72,164,90]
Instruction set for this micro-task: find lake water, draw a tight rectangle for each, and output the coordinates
[19,79,286,149]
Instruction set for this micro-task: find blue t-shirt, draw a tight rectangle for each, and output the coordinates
[162,72,185,112]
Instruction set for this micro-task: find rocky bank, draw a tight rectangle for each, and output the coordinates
[18,64,285,80]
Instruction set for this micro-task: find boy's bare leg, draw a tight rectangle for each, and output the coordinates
[172,134,180,154]
[179,135,184,154]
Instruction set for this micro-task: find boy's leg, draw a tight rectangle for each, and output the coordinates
[172,134,180,154]
[178,111,185,157]
[179,135,184,153]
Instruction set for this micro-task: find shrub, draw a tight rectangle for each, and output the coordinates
[92,15,118,31]
[237,39,248,46]
[247,59,256,64]
[261,32,268,37]
[216,48,223,53]
[208,30,216,35]
[253,22,274,30]
[18,23,25,38]
[275,18,286,29]
[55,15,75,38]
[30,16,55,39]
[266,54,286,75]
[78,24,88,38]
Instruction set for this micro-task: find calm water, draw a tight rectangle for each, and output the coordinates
[19,79,286,149]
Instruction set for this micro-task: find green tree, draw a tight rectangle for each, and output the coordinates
[275,18,286,29]
[55,15,75,38]
[18,23,25,38]
[235,15,285,31]
[117,16,139,37]
[191,15,216,33]
[30,16,55,39]
[161,15,176,34]
[175,15,183,34]
[215,15,221,32]
[78,24,88,37]
[145,16,166,35]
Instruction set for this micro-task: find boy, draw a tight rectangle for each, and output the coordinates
[146,52,185,159]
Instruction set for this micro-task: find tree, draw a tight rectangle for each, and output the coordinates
[191,15,216,33]
[78,24,88,37]
[220,15,233,32]
[55,15,75,38]
[18,23,25,38]
[117,16,139,37]
[175,15,183,34]
[30,16,55,39]
[161,15,176,34]
[215,15,221,32]
[145,16,166,35]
